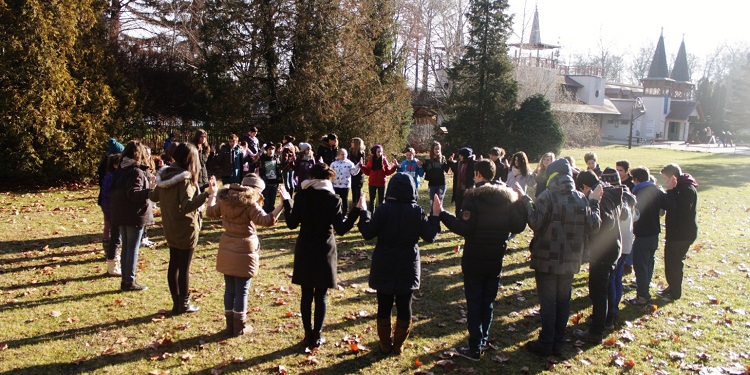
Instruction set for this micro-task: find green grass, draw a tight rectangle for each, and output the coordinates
[1,145,749,374]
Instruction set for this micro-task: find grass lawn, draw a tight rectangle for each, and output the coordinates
[1,145,749,375]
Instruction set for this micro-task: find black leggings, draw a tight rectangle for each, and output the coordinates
[301,286,328,333]
[168,247,194,297]
[377,291,413,321]
[368,185,385,209]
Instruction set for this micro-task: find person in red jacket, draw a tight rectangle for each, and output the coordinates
[360,145,397,210]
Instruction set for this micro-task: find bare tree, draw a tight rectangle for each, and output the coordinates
[626,41,654,84]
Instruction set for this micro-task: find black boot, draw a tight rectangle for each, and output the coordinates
[174,295,200,315]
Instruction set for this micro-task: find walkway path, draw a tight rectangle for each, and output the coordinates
[604,140,750,155]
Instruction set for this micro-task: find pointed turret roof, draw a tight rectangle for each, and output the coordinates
[647,30,669,79]
[529,6,541,45]
[670,37,691,82]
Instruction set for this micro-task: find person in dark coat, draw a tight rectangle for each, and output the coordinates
[447,147,476,217]
[434,159,527,361]
[488,147,508,184]
[98,138,125,254]
[281,163,360,349]
[317,133,339,166]
[357,173,440,355]
[191,129,215,190]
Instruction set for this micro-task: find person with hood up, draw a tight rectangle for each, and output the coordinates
[150,143,212,314]
[518,158,602,357]
[280,163,360,350]
[434,159,527,361]
[205,173,284,337]
[572,170,624,344]
[357,173,440,355]
[658,163,698,301]
[447,147,476,217]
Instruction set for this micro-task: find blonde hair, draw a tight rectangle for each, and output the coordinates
[536,152,556,173]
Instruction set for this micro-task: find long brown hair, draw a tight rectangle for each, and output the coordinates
[512,151,530,176]
[172,143,200,185]
[429,141,442,160]
[121,141,151,169]
[192,129,211,156]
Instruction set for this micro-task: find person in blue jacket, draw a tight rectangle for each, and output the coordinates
[397,147,424,190]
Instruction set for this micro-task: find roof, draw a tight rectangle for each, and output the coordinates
[666,101,699,120]
[564,76,583,88]
[610,99,641,120]
[670,39,691,82]
[552,99,621,115]
[647,33,669,79]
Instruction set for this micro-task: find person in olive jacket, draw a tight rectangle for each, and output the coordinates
[280,163,360,349]
[357,173,440,355]
[109,140,154,292]
[150,143,212,315]
[434,159,527,361]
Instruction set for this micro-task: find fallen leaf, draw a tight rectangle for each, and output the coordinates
[306,355,319,364]
[492,353,510,363]
[669,351,685,360]
[115,336,128,344]
[181,352,193,361]
[415,357,423,367]
[147,370,169,375]
[277,365,288,374]
[0,343,8,351]
[50,310,62,317]
[102,347,117,355]
[602,337,617,347]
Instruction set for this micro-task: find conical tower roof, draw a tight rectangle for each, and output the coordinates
[529,7,541,45]
[670,38,690,82]
[647,31,669,79]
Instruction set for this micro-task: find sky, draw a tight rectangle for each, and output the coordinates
[505,0,746,63]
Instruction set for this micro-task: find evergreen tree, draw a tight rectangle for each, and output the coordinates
[443,0,517,155]
[725,54,750,134]
[513,94,564,161]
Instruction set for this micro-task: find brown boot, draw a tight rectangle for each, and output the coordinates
[224,311,234,336]
[376,318,392,354]
[391,319,412,355]
[232,312,253,337]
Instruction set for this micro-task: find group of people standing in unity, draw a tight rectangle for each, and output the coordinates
[96,129,698,362]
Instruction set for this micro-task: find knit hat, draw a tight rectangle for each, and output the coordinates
[601,167,621,185]
[458,147,473,158]
[107,138,124,155]
[241,173,266,191]
[371,144,382,154]
[299,142,312,152]
[576,170,599,191]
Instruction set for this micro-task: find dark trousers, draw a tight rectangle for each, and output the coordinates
[351,180,363,212]
[167,247,194,297]
[368,186,385,210]
[376,292,413,321]
[334,187,350,214]
[106,225,121,260]
[535,272,574,350]
[632,235,659,299]
[454,189,466,217]
[301,286,328,334]
[262,184,278,213]
[664,239,693,299]
[463,273,500,351]
[589,259,616,334]
[607,255,627,320]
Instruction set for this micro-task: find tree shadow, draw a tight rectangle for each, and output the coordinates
[0,289,120,313]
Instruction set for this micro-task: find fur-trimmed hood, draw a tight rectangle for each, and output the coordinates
[464,182,518,206]
[157,167,192,188]
[217,185,257,207]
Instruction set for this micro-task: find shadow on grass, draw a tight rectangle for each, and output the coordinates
[0,287,120,313]
[0,234,100,255]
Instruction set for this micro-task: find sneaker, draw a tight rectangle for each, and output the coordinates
[121,283,148,292]
[454,347,481,361]
[626,296,649,306]
[141,238,155,248]
[573,329,603,344]
[657,287,672,297]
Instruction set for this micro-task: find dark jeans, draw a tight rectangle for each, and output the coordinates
[632,235,659,300]
[301,286,328,334]
[262,184,278,213]
[351,180,363,213]
[376,292,413,321]
[334,187,350,215]
[368,186,385,210]
[454,189,466,217]
[589,260,615,335]
[167,247,194,297]
[428,185,446,216]
[106,225,121,260]
[664,239,693,299]
[119,225,143,286]
[463,273,500,351]
[224,275,252,312]
[607,255,627,320]
[535,272,574,349]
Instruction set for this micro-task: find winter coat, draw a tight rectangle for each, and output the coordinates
[506,170,536,193]
[110,158,154,227]
[522,167,601,275]
[317,145,339,166]
[440,181,527,276]
[358,173,440,294]
[196,148,214,187]
[398,159,424,188]
[586,186,624,264]
[206,186,278,278]
[448,157,476,202]
[492,158,508,184]
[620,187,638,255]
[360,157,397,187]
[664,174,698,242]
[283,180,360,288]
[294,157,315,186]
[423,156,450,187]
[348,150,366,189]
[101,172,114,221]
[215,144,246,182]
[331,159,360,189]
[149,167,209,250]
[632,181,667,238]
[534,170,548,198]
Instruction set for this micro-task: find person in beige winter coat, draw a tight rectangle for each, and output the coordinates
[206,173,283,337]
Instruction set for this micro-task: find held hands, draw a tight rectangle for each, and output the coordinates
[356,193,368,212]
[206,176,218,195]
[512,181,526,197]
[448,153,455,162]
[588,184,604,202]
[278,185,291,201]
[416,159,423,167]
[318,157,325,164]
[432,195,443,215]
[392,158,398,166]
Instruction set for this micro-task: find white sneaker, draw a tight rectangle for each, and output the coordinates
[141,238,155,247]
[107,260,122,276]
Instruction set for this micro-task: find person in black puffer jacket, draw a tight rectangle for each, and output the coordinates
[435,159,527,361]
[357,172,440,355]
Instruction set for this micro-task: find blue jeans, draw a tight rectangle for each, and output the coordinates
[224,275,252,313]
[535,272,574,350]
[428,185,446,215]
[463,274,500,351]
[119,225,143,286]
[608,255,627,319]
[632,235,659,300]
